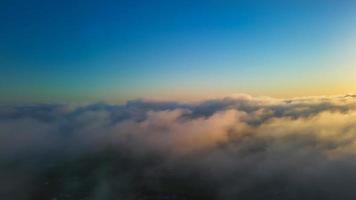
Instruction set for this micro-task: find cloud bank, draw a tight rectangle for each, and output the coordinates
[1,94,356,200]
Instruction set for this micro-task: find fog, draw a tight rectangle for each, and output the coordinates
[1,94,356,200]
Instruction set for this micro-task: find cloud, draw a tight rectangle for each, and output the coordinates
[1,94,356,200]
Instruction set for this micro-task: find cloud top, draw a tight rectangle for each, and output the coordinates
[2,94,356,200]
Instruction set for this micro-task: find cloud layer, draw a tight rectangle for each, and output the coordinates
[1,94,356,200]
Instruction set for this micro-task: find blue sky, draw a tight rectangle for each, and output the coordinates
[1,0,356,103]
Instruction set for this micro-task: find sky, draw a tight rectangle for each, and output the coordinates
[2,2,356,199]
[1,0,356,103]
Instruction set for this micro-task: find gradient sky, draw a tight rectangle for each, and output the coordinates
[1,0,356,103]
